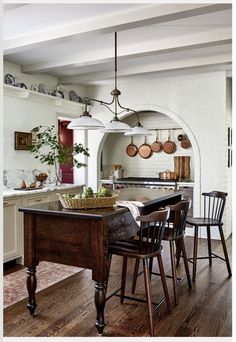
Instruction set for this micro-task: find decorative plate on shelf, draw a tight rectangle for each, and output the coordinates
[4,74,15,86]
[16,82,27,89]
[69,90,81,102]
[52,90,64,98]
[38,83,47,94]
[30,84,39,92]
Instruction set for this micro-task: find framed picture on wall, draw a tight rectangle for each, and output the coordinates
[14,131,32,150]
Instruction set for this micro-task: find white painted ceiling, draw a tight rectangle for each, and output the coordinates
[3,3,232,85]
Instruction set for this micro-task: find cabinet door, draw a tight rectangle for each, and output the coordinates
[3,197,23,262]
[22,193,50,206]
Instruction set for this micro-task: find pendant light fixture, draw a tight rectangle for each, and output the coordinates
[67,102,104,130]
[67,32,150,135]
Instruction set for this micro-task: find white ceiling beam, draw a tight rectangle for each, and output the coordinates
[4,3,231,55]
[59,54,232,85]
[21,27,232,73]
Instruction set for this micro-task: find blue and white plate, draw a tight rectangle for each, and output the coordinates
[52,90,64,98]
[4,74,15,86]
[69,90,82,102]
[16,82,27,89]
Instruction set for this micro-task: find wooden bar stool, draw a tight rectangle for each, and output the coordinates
[186,191,231,281]
[106,209,171,337]
[132,200,192,306]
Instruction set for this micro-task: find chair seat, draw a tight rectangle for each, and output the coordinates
[186,217,222,226]
[108,239,163,259]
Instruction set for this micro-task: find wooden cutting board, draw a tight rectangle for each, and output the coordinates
[174,156,190,180]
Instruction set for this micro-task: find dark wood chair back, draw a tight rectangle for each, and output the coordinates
[202,191,227,222]
[166,200,190,238]
[136,209,169,254]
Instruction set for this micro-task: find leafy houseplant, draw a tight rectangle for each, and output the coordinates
[29,125,89,185]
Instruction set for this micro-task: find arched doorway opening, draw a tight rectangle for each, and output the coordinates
[96,104,201,218]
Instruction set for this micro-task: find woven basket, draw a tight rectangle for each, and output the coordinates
[58,190,119,209]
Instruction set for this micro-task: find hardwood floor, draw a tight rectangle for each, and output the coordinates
[4,236,232,337]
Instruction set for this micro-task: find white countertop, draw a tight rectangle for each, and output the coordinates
[3,183,84,198]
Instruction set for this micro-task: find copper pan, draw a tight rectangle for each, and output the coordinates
[126,137,138,157]
[139,137,153,159]
[181,135,191,149]
[163,130,176,154]
[151,130,163,153]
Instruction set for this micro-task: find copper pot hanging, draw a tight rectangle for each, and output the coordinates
[180,135,191,149]
[151,130,163,153]
[126,137,138,157]
[138,137,153,159]
[163,130,176,154]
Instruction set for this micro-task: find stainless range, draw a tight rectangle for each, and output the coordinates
[114,177,178,190]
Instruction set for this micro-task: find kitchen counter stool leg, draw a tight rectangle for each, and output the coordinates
[131,259,140,294]
[218,224,232,277]
[170,241,178,306]
[120,256,128,303]
[207,226,212,265]
[192,225,199,281]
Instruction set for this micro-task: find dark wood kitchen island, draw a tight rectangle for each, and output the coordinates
[19,188,182,335]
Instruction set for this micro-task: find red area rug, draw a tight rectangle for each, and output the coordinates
[4,261,83,308]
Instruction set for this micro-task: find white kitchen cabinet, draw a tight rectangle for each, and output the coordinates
[3,197,23,262]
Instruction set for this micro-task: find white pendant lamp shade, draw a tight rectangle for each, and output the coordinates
[100,118,132,133]
[124,124,152,136]
[67,115,104,130]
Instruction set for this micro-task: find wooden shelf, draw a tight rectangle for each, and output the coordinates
[3,84,87,110]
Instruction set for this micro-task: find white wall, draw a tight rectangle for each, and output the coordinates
[86,71,231,239]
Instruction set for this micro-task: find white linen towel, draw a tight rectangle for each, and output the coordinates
[116,200,144,225]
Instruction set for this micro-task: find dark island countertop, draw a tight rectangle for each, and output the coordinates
[19,188,182,219]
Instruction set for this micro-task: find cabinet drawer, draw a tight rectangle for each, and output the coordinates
[22,194,50,206]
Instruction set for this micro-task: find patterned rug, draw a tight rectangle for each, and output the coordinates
[3,261,83,308]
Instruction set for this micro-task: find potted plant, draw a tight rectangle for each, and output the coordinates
[29,125,89,185]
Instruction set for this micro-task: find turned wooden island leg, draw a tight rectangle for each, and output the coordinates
[94,282,106,335]
[26,266,37,315]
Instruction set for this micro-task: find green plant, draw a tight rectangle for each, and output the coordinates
[29,125,89,183]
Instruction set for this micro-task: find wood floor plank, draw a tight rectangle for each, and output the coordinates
[4,236,232,337]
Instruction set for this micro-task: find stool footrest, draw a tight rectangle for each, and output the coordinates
[106,289,166,312]
[151,271,188,285]
[188,252,226,263]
